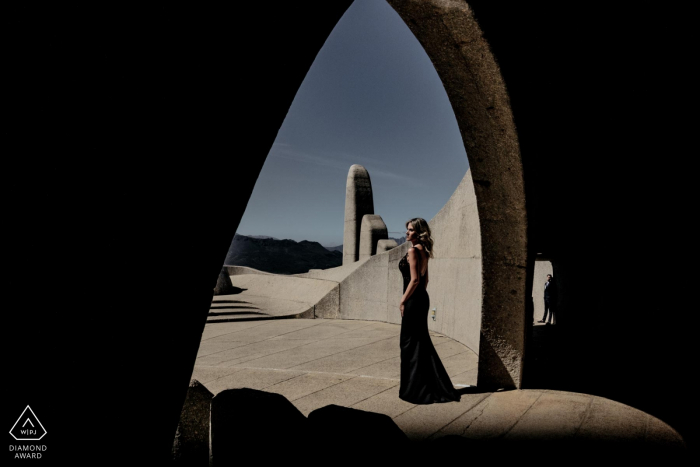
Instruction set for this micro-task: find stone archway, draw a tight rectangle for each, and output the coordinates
[385,0,528,389]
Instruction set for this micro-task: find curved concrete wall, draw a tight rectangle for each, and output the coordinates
[424,170,482,353]
[336,170,482,354]
[339,241,410,324]
[225,266,273,276]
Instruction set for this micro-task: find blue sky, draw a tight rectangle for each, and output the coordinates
[237,0,469,246]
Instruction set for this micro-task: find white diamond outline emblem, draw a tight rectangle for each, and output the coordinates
[9,405,47,441]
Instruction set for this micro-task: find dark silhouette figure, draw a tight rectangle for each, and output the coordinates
[538,274,557,325]
[398,218,460,404]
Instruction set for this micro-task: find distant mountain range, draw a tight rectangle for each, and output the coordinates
[225,234,342,274]
[323,237,404,254]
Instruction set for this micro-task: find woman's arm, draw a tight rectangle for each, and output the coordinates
[400,247,421,316]
[424,266,429,288]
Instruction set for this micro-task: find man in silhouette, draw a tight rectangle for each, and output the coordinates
[538,274,557,325]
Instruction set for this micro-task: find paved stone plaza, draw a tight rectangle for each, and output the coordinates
[193,318,683,445]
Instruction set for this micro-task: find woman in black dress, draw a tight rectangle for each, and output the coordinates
[398,218,460,404]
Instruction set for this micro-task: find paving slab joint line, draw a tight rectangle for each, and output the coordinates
[278,333,404,371]
[275,374,364,402]
[642,411,652,442]
[200,319,297,342]
[572,394,596,439]
[257,370,316,393]
[200,320,377,362]
[426,392,493,440]
[207,364,473,387]
[223,365,402,382]
[227,325,392,367]
[344,353,403,375]
[347,382,402,411]
[344,337,471,376]
[499,390,546,439]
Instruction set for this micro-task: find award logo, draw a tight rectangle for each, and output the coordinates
[9,406,47,459]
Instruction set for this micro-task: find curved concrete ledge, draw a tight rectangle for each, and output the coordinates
[225,274,339,320]
[294,260,367,282]
[225,266,274,276]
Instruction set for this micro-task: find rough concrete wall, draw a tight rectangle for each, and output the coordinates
[339,248,394,322]
[337,170,482,355]
[424,170,482,353]
[358,214,388,260]
[314,284,340,319]
[532,260,553,321]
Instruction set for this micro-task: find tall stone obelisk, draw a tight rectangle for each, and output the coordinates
[343,165,374,265]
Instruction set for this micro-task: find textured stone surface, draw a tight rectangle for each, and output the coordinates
[377,239,398,253]
[343,164,375,265]
[213,267,235,295]
[172,379,213,465]
[358,214,388,260]
[314,284,340,318]
[194,320,685,457]
[339,249,393,322]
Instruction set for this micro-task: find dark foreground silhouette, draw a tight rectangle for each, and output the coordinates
[182,388,688,466]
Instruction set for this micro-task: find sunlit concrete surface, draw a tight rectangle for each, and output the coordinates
[209,273,339,322]
[192,319,683,448]
[194,319,477,415]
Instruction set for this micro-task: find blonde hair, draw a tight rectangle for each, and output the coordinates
[406,218,434,258]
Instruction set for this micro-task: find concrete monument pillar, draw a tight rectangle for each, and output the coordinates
[342,165,374,265]
[358,214,388,260]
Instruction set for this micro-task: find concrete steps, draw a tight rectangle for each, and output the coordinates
[207,295,314,323]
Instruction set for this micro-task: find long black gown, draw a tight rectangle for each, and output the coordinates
[398,251,460,404]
